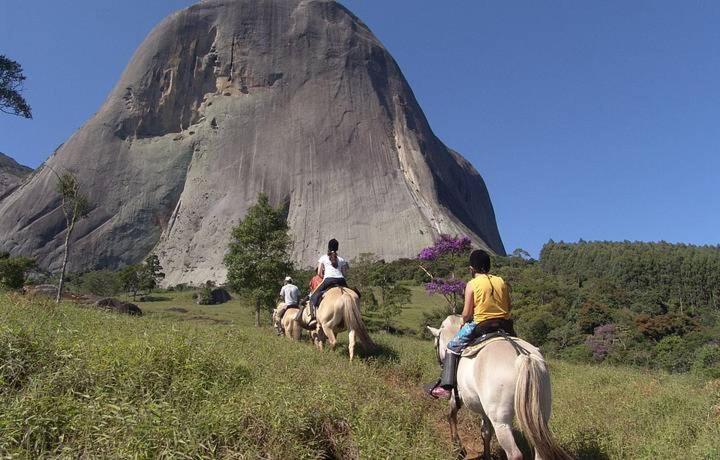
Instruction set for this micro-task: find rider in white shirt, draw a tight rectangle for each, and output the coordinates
[295,238,348,324]
[275,276,299,334]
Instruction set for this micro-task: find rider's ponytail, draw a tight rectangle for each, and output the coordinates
[328,239,340,269]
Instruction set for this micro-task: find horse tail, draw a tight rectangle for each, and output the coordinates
[341,289,376,350]
[514,354,570,460]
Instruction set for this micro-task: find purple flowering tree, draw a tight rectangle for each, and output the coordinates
[424,275,466,313]
[585,324,617,361]
[418,234,471,261]
[418,235,472,313]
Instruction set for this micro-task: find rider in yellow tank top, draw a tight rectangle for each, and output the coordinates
[468,273,511,323]
[425,249,516,399]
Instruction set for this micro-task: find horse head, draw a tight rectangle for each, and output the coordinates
[427,314,463,363]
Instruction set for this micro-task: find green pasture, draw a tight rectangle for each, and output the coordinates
[0,292,718,458]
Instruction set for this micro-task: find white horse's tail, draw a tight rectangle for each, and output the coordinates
[341,289,376,350]
[514,354,570,460]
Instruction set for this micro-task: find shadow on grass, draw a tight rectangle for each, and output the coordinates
[507,428,609,460]
[138,295,172,302]
[358,342,399,365]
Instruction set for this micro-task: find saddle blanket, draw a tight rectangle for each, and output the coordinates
[461,335,534,358]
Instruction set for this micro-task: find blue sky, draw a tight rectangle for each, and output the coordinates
[1,1,718,257]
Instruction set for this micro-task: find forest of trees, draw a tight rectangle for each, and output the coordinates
[367,239,720,378]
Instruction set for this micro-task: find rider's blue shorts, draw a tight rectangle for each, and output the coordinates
[447,321,477,355]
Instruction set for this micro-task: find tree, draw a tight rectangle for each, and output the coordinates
[0,252,35,290]
[364,264,411,332]
[224,194,293,326]
[0,55,32,118]
[120,264,143,300]
[511,248,532,260]
[55,172,90,303]
[78,270,122,297]
[139,254,165,293]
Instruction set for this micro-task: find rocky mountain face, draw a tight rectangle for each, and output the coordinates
[0,153,32,199]
[0,0,505,285]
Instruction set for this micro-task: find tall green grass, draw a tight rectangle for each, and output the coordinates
[1,292,718,458]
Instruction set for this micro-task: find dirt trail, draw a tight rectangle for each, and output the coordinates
[381,372,503,459]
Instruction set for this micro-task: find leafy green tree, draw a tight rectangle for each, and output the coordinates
[224,194,293,327]
[55,171,90,303]
[139,254,165,293]
[691,344,720,379]
[0,55,32,118]
[364,264,411,332]
[120,264,143,300]
[78,270,122,297]
[0,252,35,290]
[348,252,380,292]
[577,301,613,334]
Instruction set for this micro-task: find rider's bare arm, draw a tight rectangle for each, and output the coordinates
[461,282,474,323]
[317,262,324,278]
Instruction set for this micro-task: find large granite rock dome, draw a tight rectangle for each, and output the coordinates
[0,0,505,285]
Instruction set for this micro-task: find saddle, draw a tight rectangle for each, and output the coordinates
[461,331,532,358]
[313,284,361,307]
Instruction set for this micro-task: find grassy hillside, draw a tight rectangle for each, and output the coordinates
[1,292,718,458]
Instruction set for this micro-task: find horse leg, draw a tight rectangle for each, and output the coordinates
[313,326,324,350]
[490,420,522,460]
[447,395,465,459]
[481,415,493,460]
[322,324,337,350]
[348,329,356,361]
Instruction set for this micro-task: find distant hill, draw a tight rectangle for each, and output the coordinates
[0,152,32,198]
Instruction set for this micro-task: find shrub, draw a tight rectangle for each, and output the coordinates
[654,335,693,373]
[692,344,720,379]
[78,270,122,296]
[585,324,617,361]
[0,254,35,290]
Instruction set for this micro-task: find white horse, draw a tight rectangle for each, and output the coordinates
[272,302,303,341]
[428,315,569,460]
[302,287,375,361]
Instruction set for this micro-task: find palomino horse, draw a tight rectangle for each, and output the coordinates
[301,287,375,361]
[428,315,569,460]
[272,303,303,341]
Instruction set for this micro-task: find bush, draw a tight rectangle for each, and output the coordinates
[692,344,720,379]
[0,254,35,290]
[654,335,693,373]
[78,270,122,297]
[196,287,214,305]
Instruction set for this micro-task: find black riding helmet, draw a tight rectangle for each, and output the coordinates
[328,238,339,252]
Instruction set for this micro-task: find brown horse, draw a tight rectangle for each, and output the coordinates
[300,287,374,361]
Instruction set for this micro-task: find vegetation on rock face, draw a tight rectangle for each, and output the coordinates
[224,193,293,326]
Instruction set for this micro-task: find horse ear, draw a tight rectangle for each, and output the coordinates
[426,326,440,337]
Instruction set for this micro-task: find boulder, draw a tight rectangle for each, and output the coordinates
[94,298,143,316]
